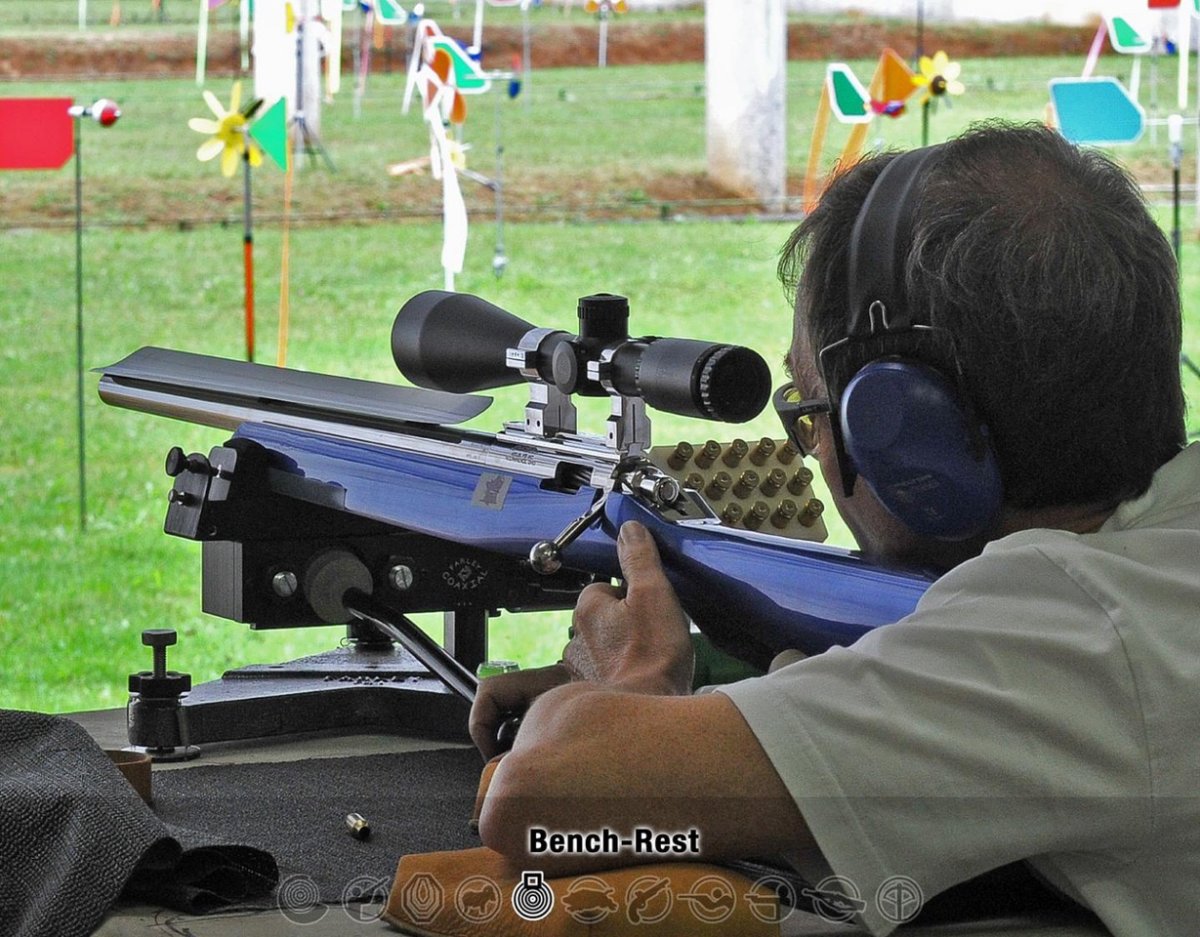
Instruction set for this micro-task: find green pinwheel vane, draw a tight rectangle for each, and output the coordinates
[189,82,288,361]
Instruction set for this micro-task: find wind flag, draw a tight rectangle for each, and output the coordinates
[0,98,75,169]
[1050,77,1145,145]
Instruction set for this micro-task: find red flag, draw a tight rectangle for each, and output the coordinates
[0,98,74,170]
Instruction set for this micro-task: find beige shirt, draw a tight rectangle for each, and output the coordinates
[720,443,1200,936]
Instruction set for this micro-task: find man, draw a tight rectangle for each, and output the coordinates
[470,123,1200,935]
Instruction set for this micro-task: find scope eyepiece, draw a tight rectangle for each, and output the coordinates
[392,290,771,423]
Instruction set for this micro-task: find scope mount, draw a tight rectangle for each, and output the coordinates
[503,293,652,455]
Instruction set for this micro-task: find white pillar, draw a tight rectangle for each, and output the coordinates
[253,0,293,113]
[705,0,786,209]
[298,0,323,140]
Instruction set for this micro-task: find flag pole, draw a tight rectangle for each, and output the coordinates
[243,147,255,362]
[73,111,87,531]
[63,99,119,530]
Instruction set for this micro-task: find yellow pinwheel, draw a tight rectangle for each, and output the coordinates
[188,82,264,178]
[913,51,965,105]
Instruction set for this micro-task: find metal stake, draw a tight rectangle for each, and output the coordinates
[74,124,87,531]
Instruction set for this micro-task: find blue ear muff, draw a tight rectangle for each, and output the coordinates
[840,360,1002,540]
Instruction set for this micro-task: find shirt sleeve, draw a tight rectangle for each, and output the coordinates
[717,541,1152,936]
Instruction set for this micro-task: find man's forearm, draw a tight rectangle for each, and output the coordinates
[477,685,812,874]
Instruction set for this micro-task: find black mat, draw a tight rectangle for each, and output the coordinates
[151,748,485,908]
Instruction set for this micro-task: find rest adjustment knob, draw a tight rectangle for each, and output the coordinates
[127,628,192,698]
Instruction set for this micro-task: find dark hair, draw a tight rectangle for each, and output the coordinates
[779,121,1186,510]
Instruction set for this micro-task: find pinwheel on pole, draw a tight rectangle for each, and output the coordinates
[802,50,917,212]
[188,82,289,361]
[913,50,965,146]
[585,0,626,68]
[399,15,513,289]
[422,47,471,291]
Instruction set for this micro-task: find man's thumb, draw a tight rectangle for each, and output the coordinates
[616,521,666,594]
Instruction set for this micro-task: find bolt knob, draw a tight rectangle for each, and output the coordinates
[141,629,177,648]
[528,541,562,575]
[165,447,187,477]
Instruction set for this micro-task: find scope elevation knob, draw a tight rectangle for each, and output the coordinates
[577,293,629,342]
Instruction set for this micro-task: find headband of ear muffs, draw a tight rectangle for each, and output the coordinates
[818,145,1003,541]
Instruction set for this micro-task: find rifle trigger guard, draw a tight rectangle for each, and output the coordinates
[529,491,611,575]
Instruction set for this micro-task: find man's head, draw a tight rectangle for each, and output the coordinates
[779,122,1186,561]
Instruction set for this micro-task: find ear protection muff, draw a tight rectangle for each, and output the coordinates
[818,145,1003,541]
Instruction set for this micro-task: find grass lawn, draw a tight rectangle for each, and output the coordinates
[2,48,1200,715]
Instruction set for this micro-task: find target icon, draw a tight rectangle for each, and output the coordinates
[512,871,555,922]
[277,873,327,925]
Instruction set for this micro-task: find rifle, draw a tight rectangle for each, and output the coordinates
[98,290,931,751]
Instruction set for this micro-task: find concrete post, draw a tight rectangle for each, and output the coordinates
[253,0,322,140]
[253,0,292,113]
[298,0,323,142]
[705,0,787,210]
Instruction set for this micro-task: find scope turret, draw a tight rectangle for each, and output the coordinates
[391,290,771,424]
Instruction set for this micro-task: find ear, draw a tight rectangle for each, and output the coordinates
[840,360,1002,540]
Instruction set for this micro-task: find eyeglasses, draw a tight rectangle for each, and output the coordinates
[772,383,830,458]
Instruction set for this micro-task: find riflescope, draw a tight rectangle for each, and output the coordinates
[392,290,771,423]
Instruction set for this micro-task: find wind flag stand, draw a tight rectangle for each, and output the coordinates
[0,96,121,531]
[241,141,256,361]
[400,15,512,289]
[295,11,336,170]
[585,0,626,68]
[188,84,288,362]
[802,51,918,213]
[197,0,237,87]
[1168,113,1200,384]
[70,100,121,532]
[913,51,964,147]
[1050,12,1200,395]
[477,0,537,101]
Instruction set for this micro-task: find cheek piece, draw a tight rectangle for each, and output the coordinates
[839,358,1003,541]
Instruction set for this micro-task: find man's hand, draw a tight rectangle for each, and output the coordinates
[563,521,694,696]
[469,521,692,759]
[469,662,571,759]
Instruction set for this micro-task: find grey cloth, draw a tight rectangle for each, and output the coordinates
[0,710,277,937]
